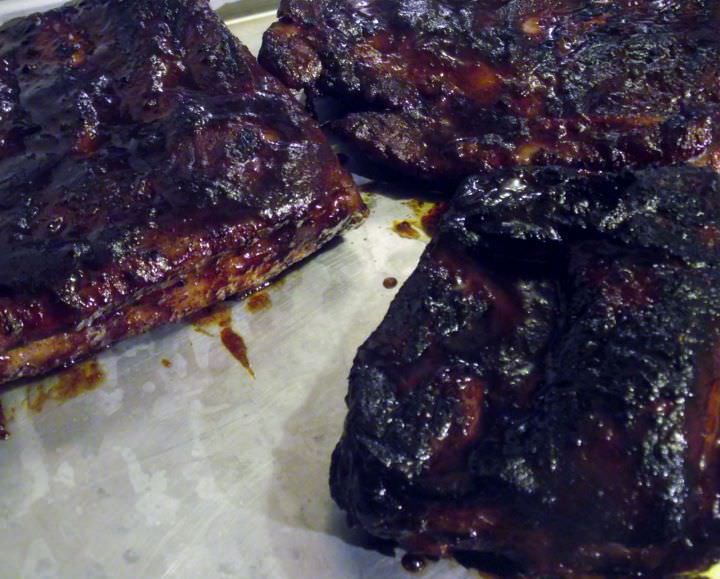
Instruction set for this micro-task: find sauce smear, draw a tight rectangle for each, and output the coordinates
[419,202,448,237]
[27,359,105,413]
[246,291,272,313]
[404,199,449,237]
[383,277,398,289]
[190,305,254,376]
[220,328,255,378]
[393,220,420,239]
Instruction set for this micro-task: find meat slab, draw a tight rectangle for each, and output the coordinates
[261,0,720,184]
[331,166,720,576]
[0,0,365,384]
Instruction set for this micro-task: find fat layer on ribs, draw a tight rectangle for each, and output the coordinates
[261,0,720,184]
[331,166,720,576]
[0,0,366,384]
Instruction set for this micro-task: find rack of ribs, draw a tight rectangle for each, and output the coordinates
[0,0,366,384]
[260,0,720,184]
[331,166,720,575]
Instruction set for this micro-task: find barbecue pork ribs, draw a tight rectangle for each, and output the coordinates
[261,0,720,183]
[0,0,365,384]
[331,166,720,576]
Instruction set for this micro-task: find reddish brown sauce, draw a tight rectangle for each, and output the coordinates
[420,203,449,237]
[246,291,272,313]
[383,277,399,289]
[404,200,449,237]
[26,359,105,413]
[393,220,421,239]
[161,358,172,368]
[220,328,255,378]
[401,553,427,573]
[189,304,254,376]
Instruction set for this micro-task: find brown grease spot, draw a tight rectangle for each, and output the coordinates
[421,205,448,237]
[26,359,105,414]
[191,305,254,376]
[161,358,172,368]
[404,200,449,237]
[220,328,255,378]
[383,277,398,289]
[393,220,420,239]
[246,291,272,313]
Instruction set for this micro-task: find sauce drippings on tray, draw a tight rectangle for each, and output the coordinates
[220,328,255,378]
[404,199,449,237]
[191,305,254,377]
[393,200,449,240]
[26,359,105,413]
[161,358,172,368]
[393,220,421,239]
[401,553,427,573]
[246,291,272,313]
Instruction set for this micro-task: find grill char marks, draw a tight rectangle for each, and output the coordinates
[330,166,720,576]
[260,0,720,184]
[0,0,365,384]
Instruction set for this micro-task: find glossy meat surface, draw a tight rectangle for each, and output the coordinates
[331,166,720,576]
[261,0,720,183]
[0,0,365,384]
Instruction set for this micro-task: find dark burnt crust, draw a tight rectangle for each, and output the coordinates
[331,166,720,576]
[260,0,720,183]
[0,0,365,381]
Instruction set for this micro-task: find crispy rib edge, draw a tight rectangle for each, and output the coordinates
[0,211,365,385]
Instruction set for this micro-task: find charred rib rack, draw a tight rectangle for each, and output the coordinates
[331,166,720,576]
[0,0,365,384]
[261,0,720,183]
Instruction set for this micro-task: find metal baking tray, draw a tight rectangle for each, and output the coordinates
[0,2,717,578]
